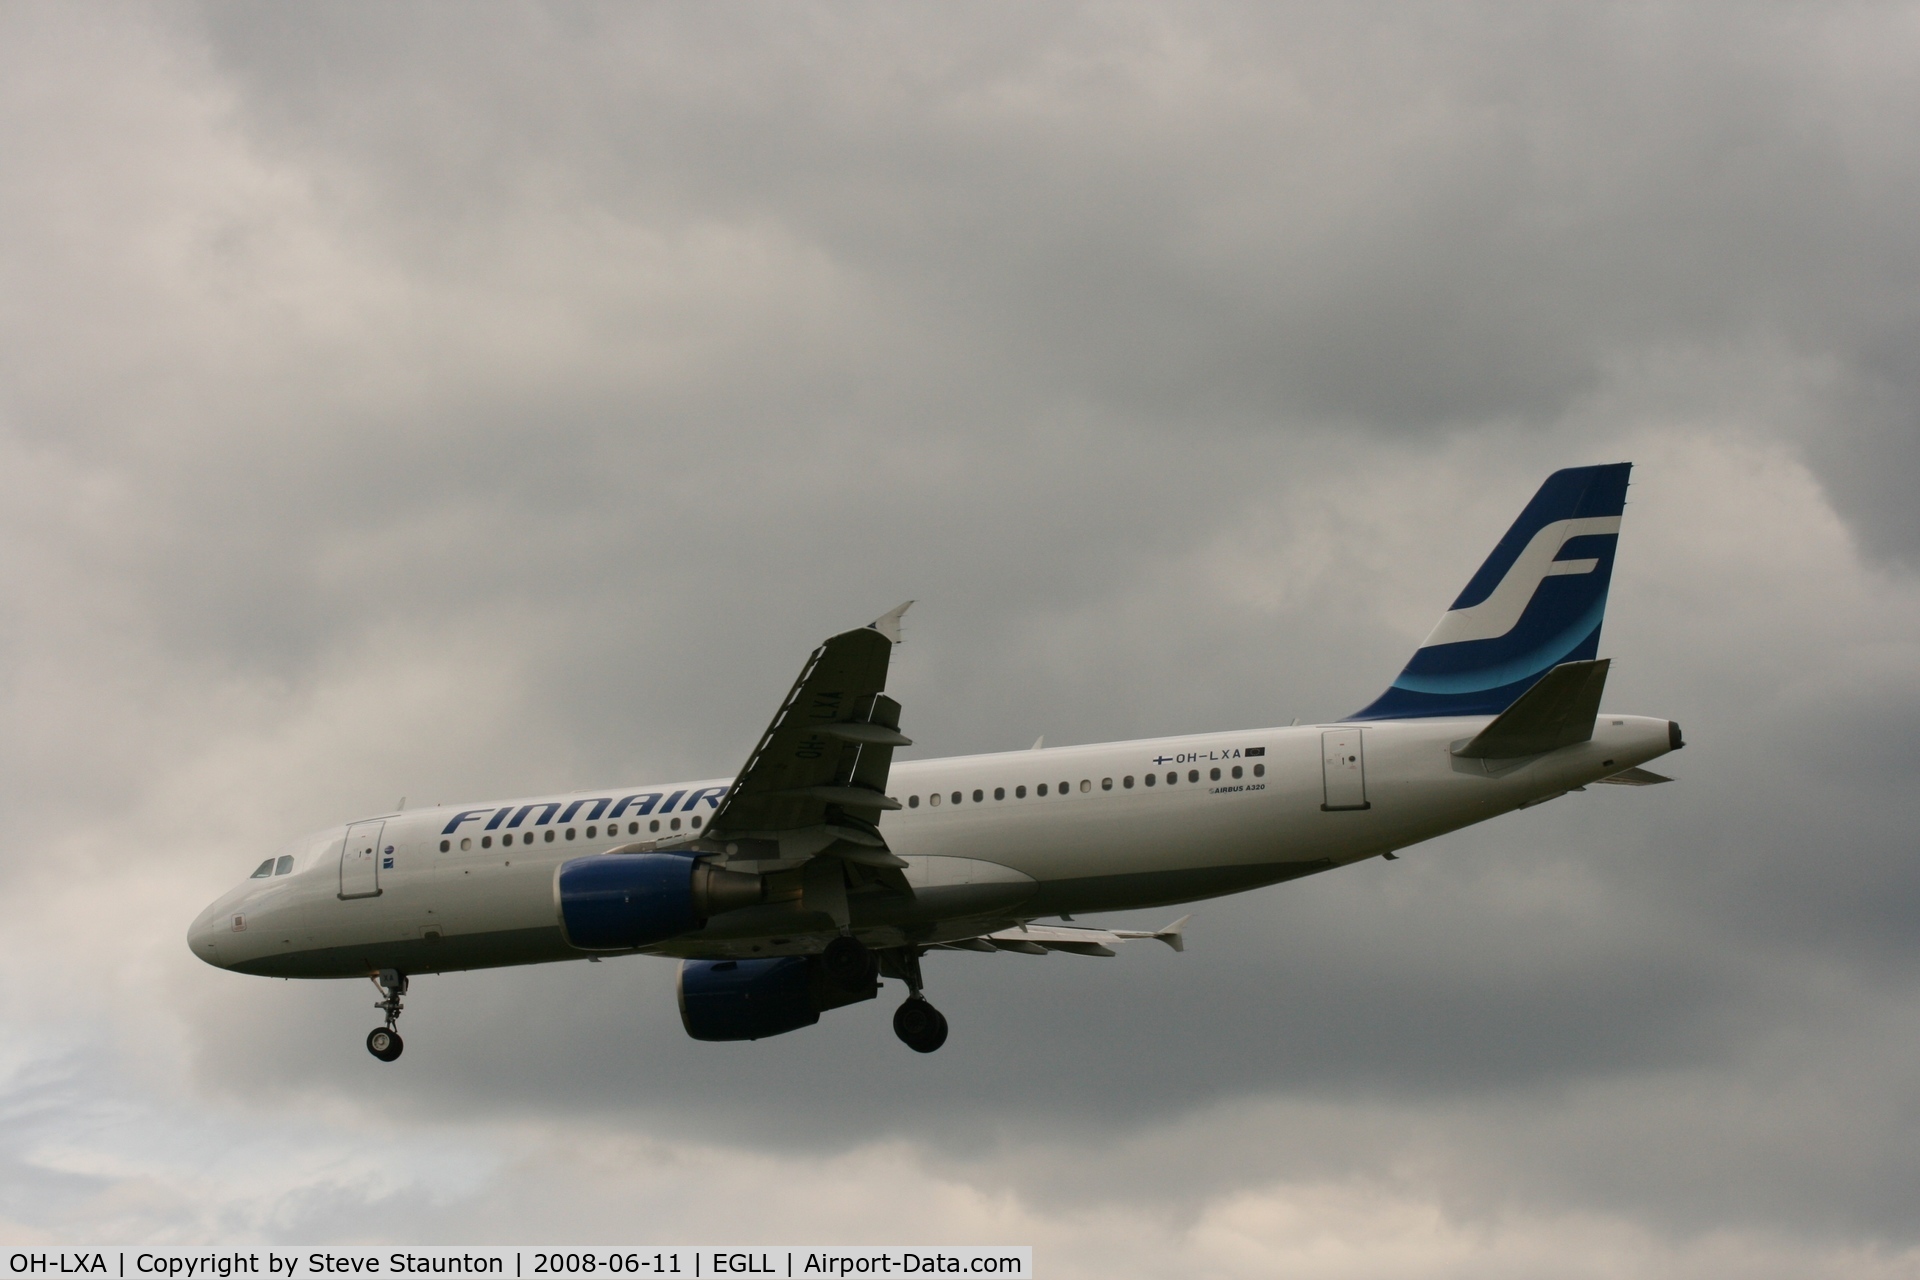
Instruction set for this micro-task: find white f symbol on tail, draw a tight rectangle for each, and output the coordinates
[1421,517,1621,648]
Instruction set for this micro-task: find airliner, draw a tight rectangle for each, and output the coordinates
[189,463,1681,1058]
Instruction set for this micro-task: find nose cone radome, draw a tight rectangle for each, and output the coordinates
[187,898,233,969]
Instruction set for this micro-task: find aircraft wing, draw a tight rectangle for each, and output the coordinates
[705,602,914,868]
[932,916,1190,957]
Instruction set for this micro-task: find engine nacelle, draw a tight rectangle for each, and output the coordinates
[555,853,763,951]
[677,954,878,1042]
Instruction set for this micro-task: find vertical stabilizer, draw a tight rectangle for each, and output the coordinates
[1350,463,1631,720]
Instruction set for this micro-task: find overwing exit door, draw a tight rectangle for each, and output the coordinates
[339,820,385,899]
[1321,730,1369,811]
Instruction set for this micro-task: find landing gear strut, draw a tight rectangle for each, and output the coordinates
[366,969,407,1062]
[884,948,948,1053]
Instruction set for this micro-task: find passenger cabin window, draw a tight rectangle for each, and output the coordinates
[1036,784,1047,797]
[586,825,597,838]
[994,787,1005,801]
[1210,768,1221,781]
[1166,771,1177,785]
[929,793,941,807]
[691,816,701,828]
[1141,774,1151,787]
[1231,766,1242,779]
[909,795,920,808]
[565,828,576,840]
[482,835,493,848]
[973,789,983,803]
[650,819,661,832]
[273,855,294,875]
[544,829,556,842]
[1188,769,1199,783]
[460,837,471,851]
[1101,778,1113,791]
[1254,763,1265,777]
[670,817,682,830]
[1015,785,1026,798]
[1062,781,1072,794]
[1126,776,1137,788]
[439,840,451,852]
[1080,779,1092,792]
[249,859,273,878]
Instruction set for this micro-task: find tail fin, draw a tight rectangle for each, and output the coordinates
[1350,463,1631,720]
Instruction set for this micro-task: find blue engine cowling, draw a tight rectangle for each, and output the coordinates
[677,955,879,1041]
[556,853,702,950]
[678,957,818,1041]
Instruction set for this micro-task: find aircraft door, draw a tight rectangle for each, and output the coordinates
[339,820,386,899]
[1321,730,1370,811]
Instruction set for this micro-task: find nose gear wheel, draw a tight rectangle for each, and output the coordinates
[366,969,408,1062]
[366,1026,404,1061]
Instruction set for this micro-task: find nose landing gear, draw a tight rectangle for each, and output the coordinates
[881,948,948,1053]
[366,969,407,1062]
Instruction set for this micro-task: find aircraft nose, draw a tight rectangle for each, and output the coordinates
[187,901,231,969]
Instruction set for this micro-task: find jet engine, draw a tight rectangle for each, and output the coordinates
[677,954,878,1041]
[555,853,762,950]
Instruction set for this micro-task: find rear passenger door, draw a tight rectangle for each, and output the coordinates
[1320,730,1369,811]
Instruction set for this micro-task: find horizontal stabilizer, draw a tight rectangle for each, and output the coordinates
[1594,765,1672,786]
[1148,914,1189,952]
[1454,659,1609,759]
[932,916,1191,958]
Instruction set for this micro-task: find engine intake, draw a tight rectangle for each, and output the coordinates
[555,853,763,951]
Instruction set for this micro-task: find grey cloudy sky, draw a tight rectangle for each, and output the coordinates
[4,2,1920,1273]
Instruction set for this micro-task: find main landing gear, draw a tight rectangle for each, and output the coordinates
[882,948,948,1054]
[366,968,407,1062]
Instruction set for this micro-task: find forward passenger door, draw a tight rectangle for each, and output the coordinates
[338,820,385,899]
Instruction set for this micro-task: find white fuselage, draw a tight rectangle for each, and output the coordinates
[188,714,1675,980]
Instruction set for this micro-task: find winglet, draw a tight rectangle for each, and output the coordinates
[867,600,913,644]
[1155,915,1190,953]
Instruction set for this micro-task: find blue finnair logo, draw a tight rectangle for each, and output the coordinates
[1350,462,1632,720]
[1417,516,1621,649]
[1388,514,1620,696]
[439,786,730,836]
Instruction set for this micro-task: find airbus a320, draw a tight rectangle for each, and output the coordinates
[190,463,1681,1057]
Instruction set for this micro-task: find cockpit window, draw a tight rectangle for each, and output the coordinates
[249,859,274,878]
[274,855,294,876]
